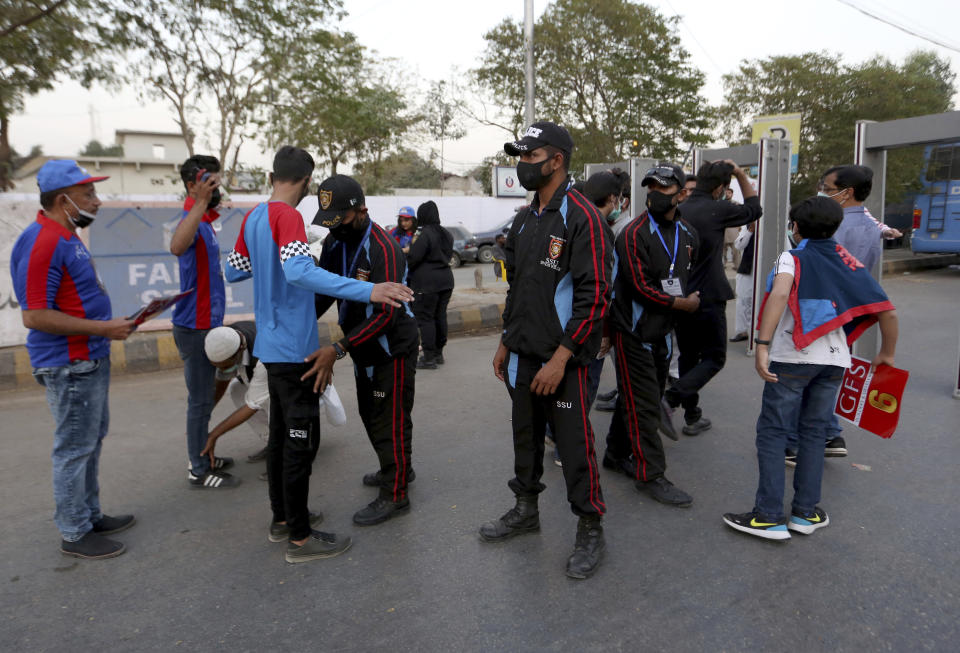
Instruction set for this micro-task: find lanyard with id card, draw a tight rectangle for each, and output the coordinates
[651,217,683,297]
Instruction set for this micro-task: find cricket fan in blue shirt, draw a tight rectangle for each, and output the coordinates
[226,146,413,564]
[11,160,137,559]
[169,155,234,489]
[482,121,613,580]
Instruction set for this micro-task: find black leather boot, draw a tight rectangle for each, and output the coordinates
[565,516,605,579]
[478,496,540,542]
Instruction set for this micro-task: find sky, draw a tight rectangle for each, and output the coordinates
[10,0,960,175]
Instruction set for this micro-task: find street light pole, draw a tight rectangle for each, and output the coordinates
[524,0,535,128]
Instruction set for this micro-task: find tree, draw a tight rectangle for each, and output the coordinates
[468,152,514,197]
[473,0,712,172]
[80,140,124,157]
[265,30,417,176]
[720,50,956,204]
[353,148,444,195]
[118,0,341,178]
[0,1,121,189]
[422,80,465,195]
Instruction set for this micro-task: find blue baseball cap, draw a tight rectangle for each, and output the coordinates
[37,160,109,193]
[398,206,416,218]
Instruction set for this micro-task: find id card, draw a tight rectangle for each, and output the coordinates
[661,278,683,297]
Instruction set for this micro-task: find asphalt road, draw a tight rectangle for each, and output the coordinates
[1,267,957,652]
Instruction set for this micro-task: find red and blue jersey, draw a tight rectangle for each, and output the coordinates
[172,198,225,329]
[11,212,113,367]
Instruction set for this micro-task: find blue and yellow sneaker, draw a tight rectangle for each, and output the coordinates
[787,507,830,535]
[722,511,791,541]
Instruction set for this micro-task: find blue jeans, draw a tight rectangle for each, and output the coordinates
[754,362,844,520]
[787,411,844,450]
[173,326,216,475]
[34,358,111,542]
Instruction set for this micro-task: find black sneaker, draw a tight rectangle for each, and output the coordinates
[353,497,411,526]
[825,437,847,457]
[659,398,678,441]
[210,456,234,471]
[188,470,241,489]
[434,352,445,365]
[269,512,325,542]
[362,468,416,487]
[594,398,617,412]
[785,449,797,468]
[682,417,712,436]
[722,511,791,541]
[92,514,136,536]
[596,389,618,403]
[60,531,126,559]
[416,356,437,370]
[247,446,268,463]
[787,507,830,535]
[284,530,352,563]
[636,476,692,507]
[601,451,635,479]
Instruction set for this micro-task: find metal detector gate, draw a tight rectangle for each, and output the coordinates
[854,110,960,397]
[693,139,793,355]
[584,158,657,214]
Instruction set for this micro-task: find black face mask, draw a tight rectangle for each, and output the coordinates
[516,159,554,191]
[330,217,367,244]
[646,190,678,218]
[65,195,96,228]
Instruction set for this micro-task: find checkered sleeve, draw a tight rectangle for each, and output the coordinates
[225,211,253,282]
[279,239,310,263]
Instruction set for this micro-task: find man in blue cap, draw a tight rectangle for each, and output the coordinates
[10,160,137,559]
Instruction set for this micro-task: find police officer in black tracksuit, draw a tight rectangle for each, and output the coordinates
[480,121,612,580]
[313,175,420,527]
[664,160,761,434]
[604,164,701,508]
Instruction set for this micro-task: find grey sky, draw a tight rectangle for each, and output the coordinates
[11,0,960,173]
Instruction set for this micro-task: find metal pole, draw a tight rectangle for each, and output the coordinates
[524,0,535,128]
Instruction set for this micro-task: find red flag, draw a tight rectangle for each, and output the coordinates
[834,356,909,439]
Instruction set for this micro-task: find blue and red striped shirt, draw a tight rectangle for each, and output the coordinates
[11,212,112,367]
[172,198,225,329]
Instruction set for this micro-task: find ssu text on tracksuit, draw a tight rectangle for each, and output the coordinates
[315,222,419,502]
[501,179,612,517]
[607,210,699,482]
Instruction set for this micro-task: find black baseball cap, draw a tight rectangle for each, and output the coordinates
[504,121,574,156]
[584,171,622,204]
[641,163,685,189]
[313,174,365,228]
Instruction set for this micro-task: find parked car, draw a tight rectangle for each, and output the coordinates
[446,224,478,268]
[473,215,515,263]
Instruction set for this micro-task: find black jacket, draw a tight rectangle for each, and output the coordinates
[406,201,454,293]
[230,320,259,381]
[502,178,613,366]
[610,211,699,342]
[315,221,419,367]
[681,190,762,302]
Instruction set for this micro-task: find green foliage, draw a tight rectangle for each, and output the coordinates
[473,0,712,172]
[353,148,444,195]
[264,30,418,176]
[468,152,514,197]
[80,140,124,157]
[720,50,956,205]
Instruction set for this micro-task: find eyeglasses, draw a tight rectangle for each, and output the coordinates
[817,183,841,193]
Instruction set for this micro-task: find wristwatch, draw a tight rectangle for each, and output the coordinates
[332,342,348,360]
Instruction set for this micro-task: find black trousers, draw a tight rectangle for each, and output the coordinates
[666,300,728,422]
[413,288,452,357]
[606,332,669,482]
[264,362,321,541]
[355,354,416,502]
[504,353,605,517]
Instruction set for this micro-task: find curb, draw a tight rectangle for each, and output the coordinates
[882,253,959,274]
[0,303,505,393]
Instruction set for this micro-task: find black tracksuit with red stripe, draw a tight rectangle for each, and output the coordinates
[316,220,419,501]
[607,210,699,481]
[500,179,612,517]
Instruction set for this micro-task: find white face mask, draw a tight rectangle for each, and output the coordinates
[64,194,97,228]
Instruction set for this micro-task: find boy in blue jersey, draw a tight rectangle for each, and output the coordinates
[723,197,898,541]
[169,155,235,489]
[226,146,413,563]
[11,160,137,559]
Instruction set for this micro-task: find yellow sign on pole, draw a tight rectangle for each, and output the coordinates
[751,113,801,173]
